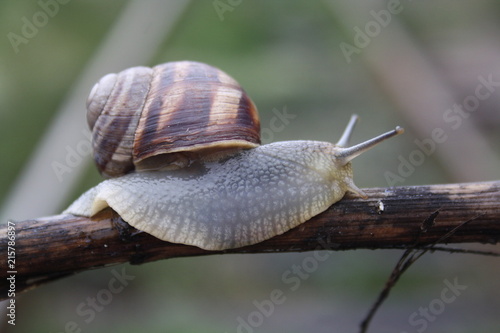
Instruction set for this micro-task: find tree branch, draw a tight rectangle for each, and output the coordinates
[1,181,499,300]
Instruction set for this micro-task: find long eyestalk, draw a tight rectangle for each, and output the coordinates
[337,126,404,165]
[336,114,359,147]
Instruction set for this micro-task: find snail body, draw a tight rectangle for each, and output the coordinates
[64,61,404,250]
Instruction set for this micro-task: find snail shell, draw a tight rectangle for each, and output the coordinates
[87,61,260,178]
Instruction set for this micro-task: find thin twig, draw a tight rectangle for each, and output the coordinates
[359,215,482,333]
[387,244,500,257]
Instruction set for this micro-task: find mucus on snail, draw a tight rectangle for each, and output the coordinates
[64,60,404,251]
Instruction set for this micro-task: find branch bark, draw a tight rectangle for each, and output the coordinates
[1,181,499,300]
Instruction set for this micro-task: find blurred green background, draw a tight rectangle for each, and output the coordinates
[1,0,499,332]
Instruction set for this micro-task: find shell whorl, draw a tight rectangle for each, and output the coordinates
[87,61,261,178]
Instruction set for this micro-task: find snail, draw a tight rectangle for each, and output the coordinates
[64,60,404,251]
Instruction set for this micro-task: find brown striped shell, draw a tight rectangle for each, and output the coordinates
[86,61,261,178]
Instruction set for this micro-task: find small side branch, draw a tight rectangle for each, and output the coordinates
[1,181,499,299]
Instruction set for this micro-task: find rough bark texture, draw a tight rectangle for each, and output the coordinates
[1,181,499,299]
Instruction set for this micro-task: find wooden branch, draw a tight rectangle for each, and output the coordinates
[1,181,499,300]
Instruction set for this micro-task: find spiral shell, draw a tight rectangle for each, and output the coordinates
[87,61,260,177]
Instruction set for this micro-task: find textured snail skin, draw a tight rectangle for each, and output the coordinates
[64,140,364,250]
